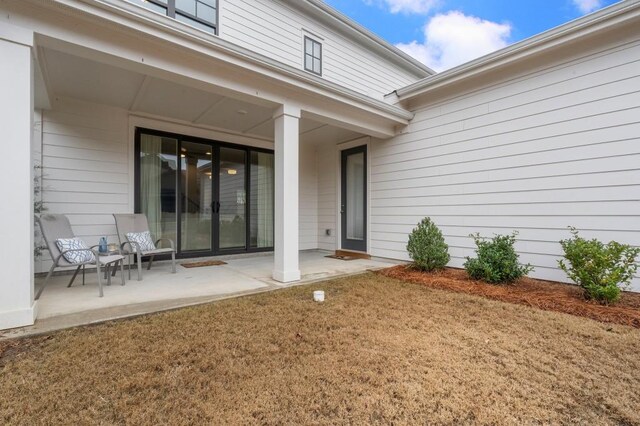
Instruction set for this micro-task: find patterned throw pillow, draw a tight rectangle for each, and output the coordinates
[55,238,96,264]
[126,231,156,253]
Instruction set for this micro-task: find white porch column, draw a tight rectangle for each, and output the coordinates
[0,26,36,329]
[272,104,301,282]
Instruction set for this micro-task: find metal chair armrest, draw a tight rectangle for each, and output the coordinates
[154,238,175,250]
[121,240,142,254]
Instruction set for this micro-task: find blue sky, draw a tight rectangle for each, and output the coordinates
[324,0,619,71]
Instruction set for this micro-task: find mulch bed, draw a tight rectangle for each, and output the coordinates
[378,265,640,328]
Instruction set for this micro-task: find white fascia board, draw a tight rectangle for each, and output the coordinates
[0,22,51,109]
[284,0,434,78]
[0,20,33,46]
[41,0,414,125]
[34,49,52,110]
[396,0,640,101]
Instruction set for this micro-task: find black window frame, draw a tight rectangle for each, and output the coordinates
[304,36,322,76]
[134,127,275,259]
[130,0,218,35]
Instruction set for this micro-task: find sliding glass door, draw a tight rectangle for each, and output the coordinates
[218,147,246,250]
[250,151,274,248]
[136,128,274,257]
[139,133,179,247]
[180,141,213,253]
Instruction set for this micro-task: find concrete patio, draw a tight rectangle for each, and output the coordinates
[3,251,399,338]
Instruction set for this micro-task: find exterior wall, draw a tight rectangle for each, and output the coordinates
[316,142,337,251]
[38,98,130,272]
[299,141,318,250]
[219,0,423,99]
[33,109,45,274]
[371,38,640,290]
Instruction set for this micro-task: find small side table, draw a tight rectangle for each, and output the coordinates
[98,250,126,285]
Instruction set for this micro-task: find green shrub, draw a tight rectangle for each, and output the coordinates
[558,227,639,304]
[406,217,450,272]
[464,232,533,284]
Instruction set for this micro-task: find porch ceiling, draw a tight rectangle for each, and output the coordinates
[41,47,363,144]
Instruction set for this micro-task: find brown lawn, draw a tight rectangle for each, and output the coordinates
[1,273,639,425]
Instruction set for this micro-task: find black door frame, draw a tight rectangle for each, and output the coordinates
[134,127,274,259]
[340,145,367,252]
[175,138,218,258]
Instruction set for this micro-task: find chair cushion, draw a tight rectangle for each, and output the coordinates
[55,238,96,264]
[126,231,156,253]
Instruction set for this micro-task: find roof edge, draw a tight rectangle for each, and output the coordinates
[396,0,640,100]
[288,0,434,77]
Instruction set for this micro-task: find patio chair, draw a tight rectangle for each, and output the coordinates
[113,214,176,281]
[36,214,125,299]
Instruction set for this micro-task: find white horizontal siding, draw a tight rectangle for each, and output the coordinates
[371,39,640,290]
[299,142,318,250]
[37,98,129,272]
[33,110,45,274]
[316,142,337,251]
[220,0,422,99]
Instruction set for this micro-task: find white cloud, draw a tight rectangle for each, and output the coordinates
[364,0,439,15]
[572,0,603,14]
[395,11,512,72]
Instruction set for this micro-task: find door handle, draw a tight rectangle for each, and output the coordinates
[216,201,221,213]
[340,205,345,214]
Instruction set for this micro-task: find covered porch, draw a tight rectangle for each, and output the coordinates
[31,42,379,281]
[0,2,412,330]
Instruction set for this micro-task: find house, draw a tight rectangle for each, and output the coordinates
[0,0,638,330]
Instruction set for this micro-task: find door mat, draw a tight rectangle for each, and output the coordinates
[325,255,358,261]
[181,260,228,268]
[335,250,371,260]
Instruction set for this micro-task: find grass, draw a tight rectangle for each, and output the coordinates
[1,273,639,424]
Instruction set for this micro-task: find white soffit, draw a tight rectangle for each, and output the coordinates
[300,118,326,134]
[43,48,145,109]
[40,47,366,141]
[196,97,273,133]
[133,77,223,123]
[300,121,361,145]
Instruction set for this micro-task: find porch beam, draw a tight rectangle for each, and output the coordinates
[272,105,301,283]
[0,25,36,329]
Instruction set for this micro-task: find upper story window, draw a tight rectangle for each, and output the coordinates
[127,0,218,34]
[304,36,322,76]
